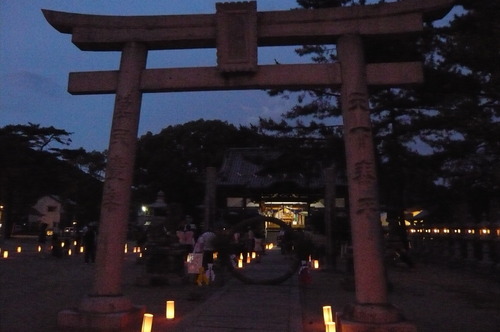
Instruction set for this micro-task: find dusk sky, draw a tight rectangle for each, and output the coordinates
[1,0,307,152]
[1,1,458,153]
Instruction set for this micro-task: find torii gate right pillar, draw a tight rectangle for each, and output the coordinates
[336,34,416,332]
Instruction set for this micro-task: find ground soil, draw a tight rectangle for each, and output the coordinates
[1,236,499,332]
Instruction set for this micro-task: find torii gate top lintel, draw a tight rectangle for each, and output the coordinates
[43,0,454,52]
[43,0,454,94]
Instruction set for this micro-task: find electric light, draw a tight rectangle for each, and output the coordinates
[141,313,153,332]
[166,300,175,319]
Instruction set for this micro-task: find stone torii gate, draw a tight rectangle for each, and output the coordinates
[43,1,453,330]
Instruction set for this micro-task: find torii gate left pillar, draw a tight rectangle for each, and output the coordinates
[43,1,454,330]
[57,42,148,330]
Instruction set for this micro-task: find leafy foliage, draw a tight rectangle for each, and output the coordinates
[258,0,500,223]
[0,124,103,237]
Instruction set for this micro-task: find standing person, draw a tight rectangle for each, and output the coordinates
[183,224,195,252]
[195,228,217,271]
[253,231,264,262]
[82,225,97,263]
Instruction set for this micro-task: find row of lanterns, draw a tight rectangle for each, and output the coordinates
[408,226,500,237]
[1,242,145,259]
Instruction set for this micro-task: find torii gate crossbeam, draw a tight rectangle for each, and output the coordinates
[44,1,454,331]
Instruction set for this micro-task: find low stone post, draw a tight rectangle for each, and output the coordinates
[336,34,415,331]
[324,166,336,270]
[204,166,217,231]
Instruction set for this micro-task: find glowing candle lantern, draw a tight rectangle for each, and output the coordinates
[73,240,77,246]
[166,300,175,319]
[322,305,333,324]
[246,256,251,264]
[124,244,128,253]
[141,313,153,332]
[239,253,243,260]
[213,252,218,260]
[16,246,22,253]
[38,245,42,252]
[133,247,137,253]
[251,252,256,259]
[313,260,320,269]
[68,249,72,256]
[3,251,8,258]
[238,259,243,268]
[80,246,84,253]
[326,322,336,332]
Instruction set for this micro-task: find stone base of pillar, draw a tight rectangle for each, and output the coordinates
[58,296,145,331]
[337,303,417,332]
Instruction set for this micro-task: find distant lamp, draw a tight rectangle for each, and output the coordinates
[166,300,175,319]
[323,305,333,324]
[141,313,153,332]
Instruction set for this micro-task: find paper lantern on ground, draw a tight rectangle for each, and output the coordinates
[141,313,153,332]
[326,322,336,332]
[322,305,333,324]
[166,300,175,319]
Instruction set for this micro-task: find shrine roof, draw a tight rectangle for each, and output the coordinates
[217,147,343,190]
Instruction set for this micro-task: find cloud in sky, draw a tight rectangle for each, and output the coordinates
[1,0,307,152]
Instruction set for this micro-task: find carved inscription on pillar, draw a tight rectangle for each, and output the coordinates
[216,2,257,73]
[345,91,378,217]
